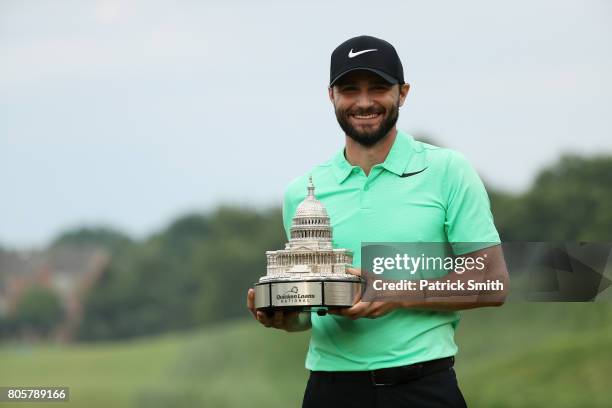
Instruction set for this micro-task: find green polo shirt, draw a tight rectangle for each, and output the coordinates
[282,129,500,371]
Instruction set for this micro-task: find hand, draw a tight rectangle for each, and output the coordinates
[328,267,403,320]
[246,288,303,331]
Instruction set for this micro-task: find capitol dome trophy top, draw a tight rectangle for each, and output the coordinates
[254,177,362,316]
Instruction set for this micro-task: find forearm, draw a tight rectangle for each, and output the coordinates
[399,298,504,312]
[419,270,508,306]
[370,246,509,312]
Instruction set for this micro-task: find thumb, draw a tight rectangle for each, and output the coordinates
[346,267,362,277]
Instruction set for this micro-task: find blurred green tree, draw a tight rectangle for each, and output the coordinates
[74,153,611,341]
[493,155,612,241]
[14,286,64,338]
[77,207,284,340]
[51,226,133,253]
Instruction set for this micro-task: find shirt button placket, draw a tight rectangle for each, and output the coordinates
[361,181,372,209]
[361,167,381,209]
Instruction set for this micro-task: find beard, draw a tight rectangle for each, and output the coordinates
[334,99,400,147]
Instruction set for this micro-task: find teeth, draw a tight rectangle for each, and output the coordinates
[353,113,380,119]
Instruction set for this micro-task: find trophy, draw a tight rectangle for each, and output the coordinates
[254,176,362,315]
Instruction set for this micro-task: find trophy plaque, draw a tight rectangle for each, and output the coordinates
[254,176,362,315]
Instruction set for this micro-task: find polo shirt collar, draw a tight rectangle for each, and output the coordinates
[381,129,414,177]
[331,148,354,184]
[331,130,415,184]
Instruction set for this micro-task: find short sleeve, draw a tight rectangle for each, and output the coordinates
[443,151,500,254]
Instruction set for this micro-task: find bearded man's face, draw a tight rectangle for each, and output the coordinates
[331,70,401,146]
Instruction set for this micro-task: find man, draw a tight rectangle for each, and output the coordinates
[247,35,509,407]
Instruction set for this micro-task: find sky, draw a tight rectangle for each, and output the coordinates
[1,0,611,248]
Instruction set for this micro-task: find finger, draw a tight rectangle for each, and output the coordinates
[256,311,272,327]
[327,307,343,315]
[285,311,300,321]
[355,302,378,319]
[366,302,395,319]
[346,267,362,277]
[247,289,257,318]
[342,302,370,319]
[364,303,383,319]
[274,311,284,327]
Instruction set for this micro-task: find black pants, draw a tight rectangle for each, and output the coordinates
[302,366,467,408]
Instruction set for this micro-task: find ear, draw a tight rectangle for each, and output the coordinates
[328,86,334,103]
[398,83,410,107]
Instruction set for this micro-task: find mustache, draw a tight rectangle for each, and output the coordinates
[345,107,385,116]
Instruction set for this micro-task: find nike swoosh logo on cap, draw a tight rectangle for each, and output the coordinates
[400,167,428,178]
[348,48,378,58]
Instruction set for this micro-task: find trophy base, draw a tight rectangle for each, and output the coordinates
[254,279,362,310]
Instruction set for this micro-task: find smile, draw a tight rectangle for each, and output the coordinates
[351,113,382,120]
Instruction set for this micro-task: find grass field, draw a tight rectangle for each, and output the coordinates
[1,303,611,407]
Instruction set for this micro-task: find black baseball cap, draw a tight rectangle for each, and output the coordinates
[329,35,405,87]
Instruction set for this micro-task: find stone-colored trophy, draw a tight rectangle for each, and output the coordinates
[254,177,362,315]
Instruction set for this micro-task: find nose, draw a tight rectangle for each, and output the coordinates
[355,89,374,109]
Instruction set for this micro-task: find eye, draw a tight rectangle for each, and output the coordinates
[372,85,390,91]
[339,85,358,92]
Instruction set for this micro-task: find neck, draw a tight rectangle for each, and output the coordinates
[344,128,398,176]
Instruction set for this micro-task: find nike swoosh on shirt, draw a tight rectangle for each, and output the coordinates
[400,167,428,178]
[348,48,378,58]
